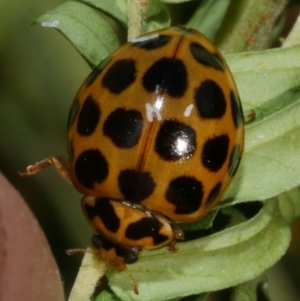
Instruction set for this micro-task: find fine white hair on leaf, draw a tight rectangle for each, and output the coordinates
[41,20,59,28]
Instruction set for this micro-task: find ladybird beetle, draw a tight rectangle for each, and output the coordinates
[21,26,244,292]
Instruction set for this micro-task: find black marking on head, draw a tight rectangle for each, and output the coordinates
[95,233,113,251]
[103,108,143,148]
[125,217,169,246]
[102,59,136,94]
[131,34,172,50]
[77,96,100,136]
[92,232,140,264]
[230,90,243,128]
[67,98,80,130]
[93,232,114,252]
[190,41,225,71]
[155,119,196,161]
[75,149,108,189]
[84,198,120,233]
[143,57,187,97]
[92,232,103,249]
[123,247,140,264]
[228,145,242,177]
[165,176,203,214]
[85,55,111,87]
[202,135,229,172]
[118,169,156,202]
[195,80,227,119]
[206,182,222,206]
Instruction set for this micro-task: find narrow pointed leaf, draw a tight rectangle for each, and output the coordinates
[81,0,127,28]
[144,0,170,32]
[34,1,120,68]
[223,45,300,204]
[187,0,231,41]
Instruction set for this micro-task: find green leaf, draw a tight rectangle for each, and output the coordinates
[223,45,300,205]
[80,0,127,28]
[144,0,171,32]
[95,289,122,301]
[34,1,120,68]
[187,0,231,41]
[230,284,256,301]
[278,186,300,223]
[105,199,290,301]
[221,205,249,224]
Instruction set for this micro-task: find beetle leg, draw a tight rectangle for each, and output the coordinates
[19,156,72,184]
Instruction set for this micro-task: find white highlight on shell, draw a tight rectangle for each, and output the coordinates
[41,20,59,28]
[184,104,194,117]
[175,137,188,155]
[145,102,162,122]
[154,95,163,110]
[130,33,159,43]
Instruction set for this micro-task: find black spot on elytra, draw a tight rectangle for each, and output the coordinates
[190,41,225,71]
[103,108,143,148]
[206,182,222,206]
[143,57,187,97]
[67,98,79,130]
[131,34,172,50]
[77,96,100,136]
[102,59,136,94]
[75,149,108,189]
[155,119,196,161]
[125,217,169,246]
[165,176,203,214]
[228,145,242,177]
[230,90,244,128]
[83,198,120,233]
[195,80,227,119]
[118,169,156,202]
[202,135,229,172]
[85,55,111,87]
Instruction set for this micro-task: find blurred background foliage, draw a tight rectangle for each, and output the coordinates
[1,0,300,299]
[0,0,90,293]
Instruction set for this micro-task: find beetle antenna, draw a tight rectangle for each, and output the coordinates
[124,266,139,295]
[66,248,100,256]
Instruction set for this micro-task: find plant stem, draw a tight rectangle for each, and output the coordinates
[127,0,148,41]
